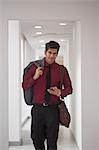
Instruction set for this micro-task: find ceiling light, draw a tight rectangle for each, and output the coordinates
[39,40,44,43]
[60,39,65,42]
[59,23,67,26]
[34,25,42,29]
[35,32,42,35]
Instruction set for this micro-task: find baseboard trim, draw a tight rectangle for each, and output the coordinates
[9,140,21,146]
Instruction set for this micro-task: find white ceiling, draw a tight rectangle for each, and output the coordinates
[2,0,98,2]
[5,0,97,56]
[15,0,97,55]
[21,20,74,52]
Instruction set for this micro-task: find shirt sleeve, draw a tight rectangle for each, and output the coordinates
[61,66,73,97]
[22,64,37,90]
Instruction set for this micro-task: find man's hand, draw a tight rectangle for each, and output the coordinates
[47,86,61,97]
[33,67,43,80]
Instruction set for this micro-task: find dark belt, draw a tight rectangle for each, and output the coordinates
[42,102,49,106]
[34,102,58,107]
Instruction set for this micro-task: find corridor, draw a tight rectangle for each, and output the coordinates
[9,117,78,150]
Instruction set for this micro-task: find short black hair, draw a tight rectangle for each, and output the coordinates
[45,41,60,53]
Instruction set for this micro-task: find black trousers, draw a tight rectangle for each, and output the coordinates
[31,104,59,150]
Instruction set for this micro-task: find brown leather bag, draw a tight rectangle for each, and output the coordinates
[59,101,71,127]
[59,65,71,128]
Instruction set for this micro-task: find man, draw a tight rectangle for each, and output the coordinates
[22,41,73,150]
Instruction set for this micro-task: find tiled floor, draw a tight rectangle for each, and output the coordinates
[9,117,79,150]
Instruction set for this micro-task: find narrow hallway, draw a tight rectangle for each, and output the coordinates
[9,118,79,150]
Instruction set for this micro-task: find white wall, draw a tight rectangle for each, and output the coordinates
[97,1,99,144]
[81,9,98,150]
[25,39,35,66]
[21,36,35,124]
[8,20,21,143]
[0,2,8,150]
[2,1,99,150]
[70,22,82,150]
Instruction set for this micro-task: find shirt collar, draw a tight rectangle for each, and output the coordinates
[44,57,55,67]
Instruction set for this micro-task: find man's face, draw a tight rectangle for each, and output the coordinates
[45,48,58,64]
